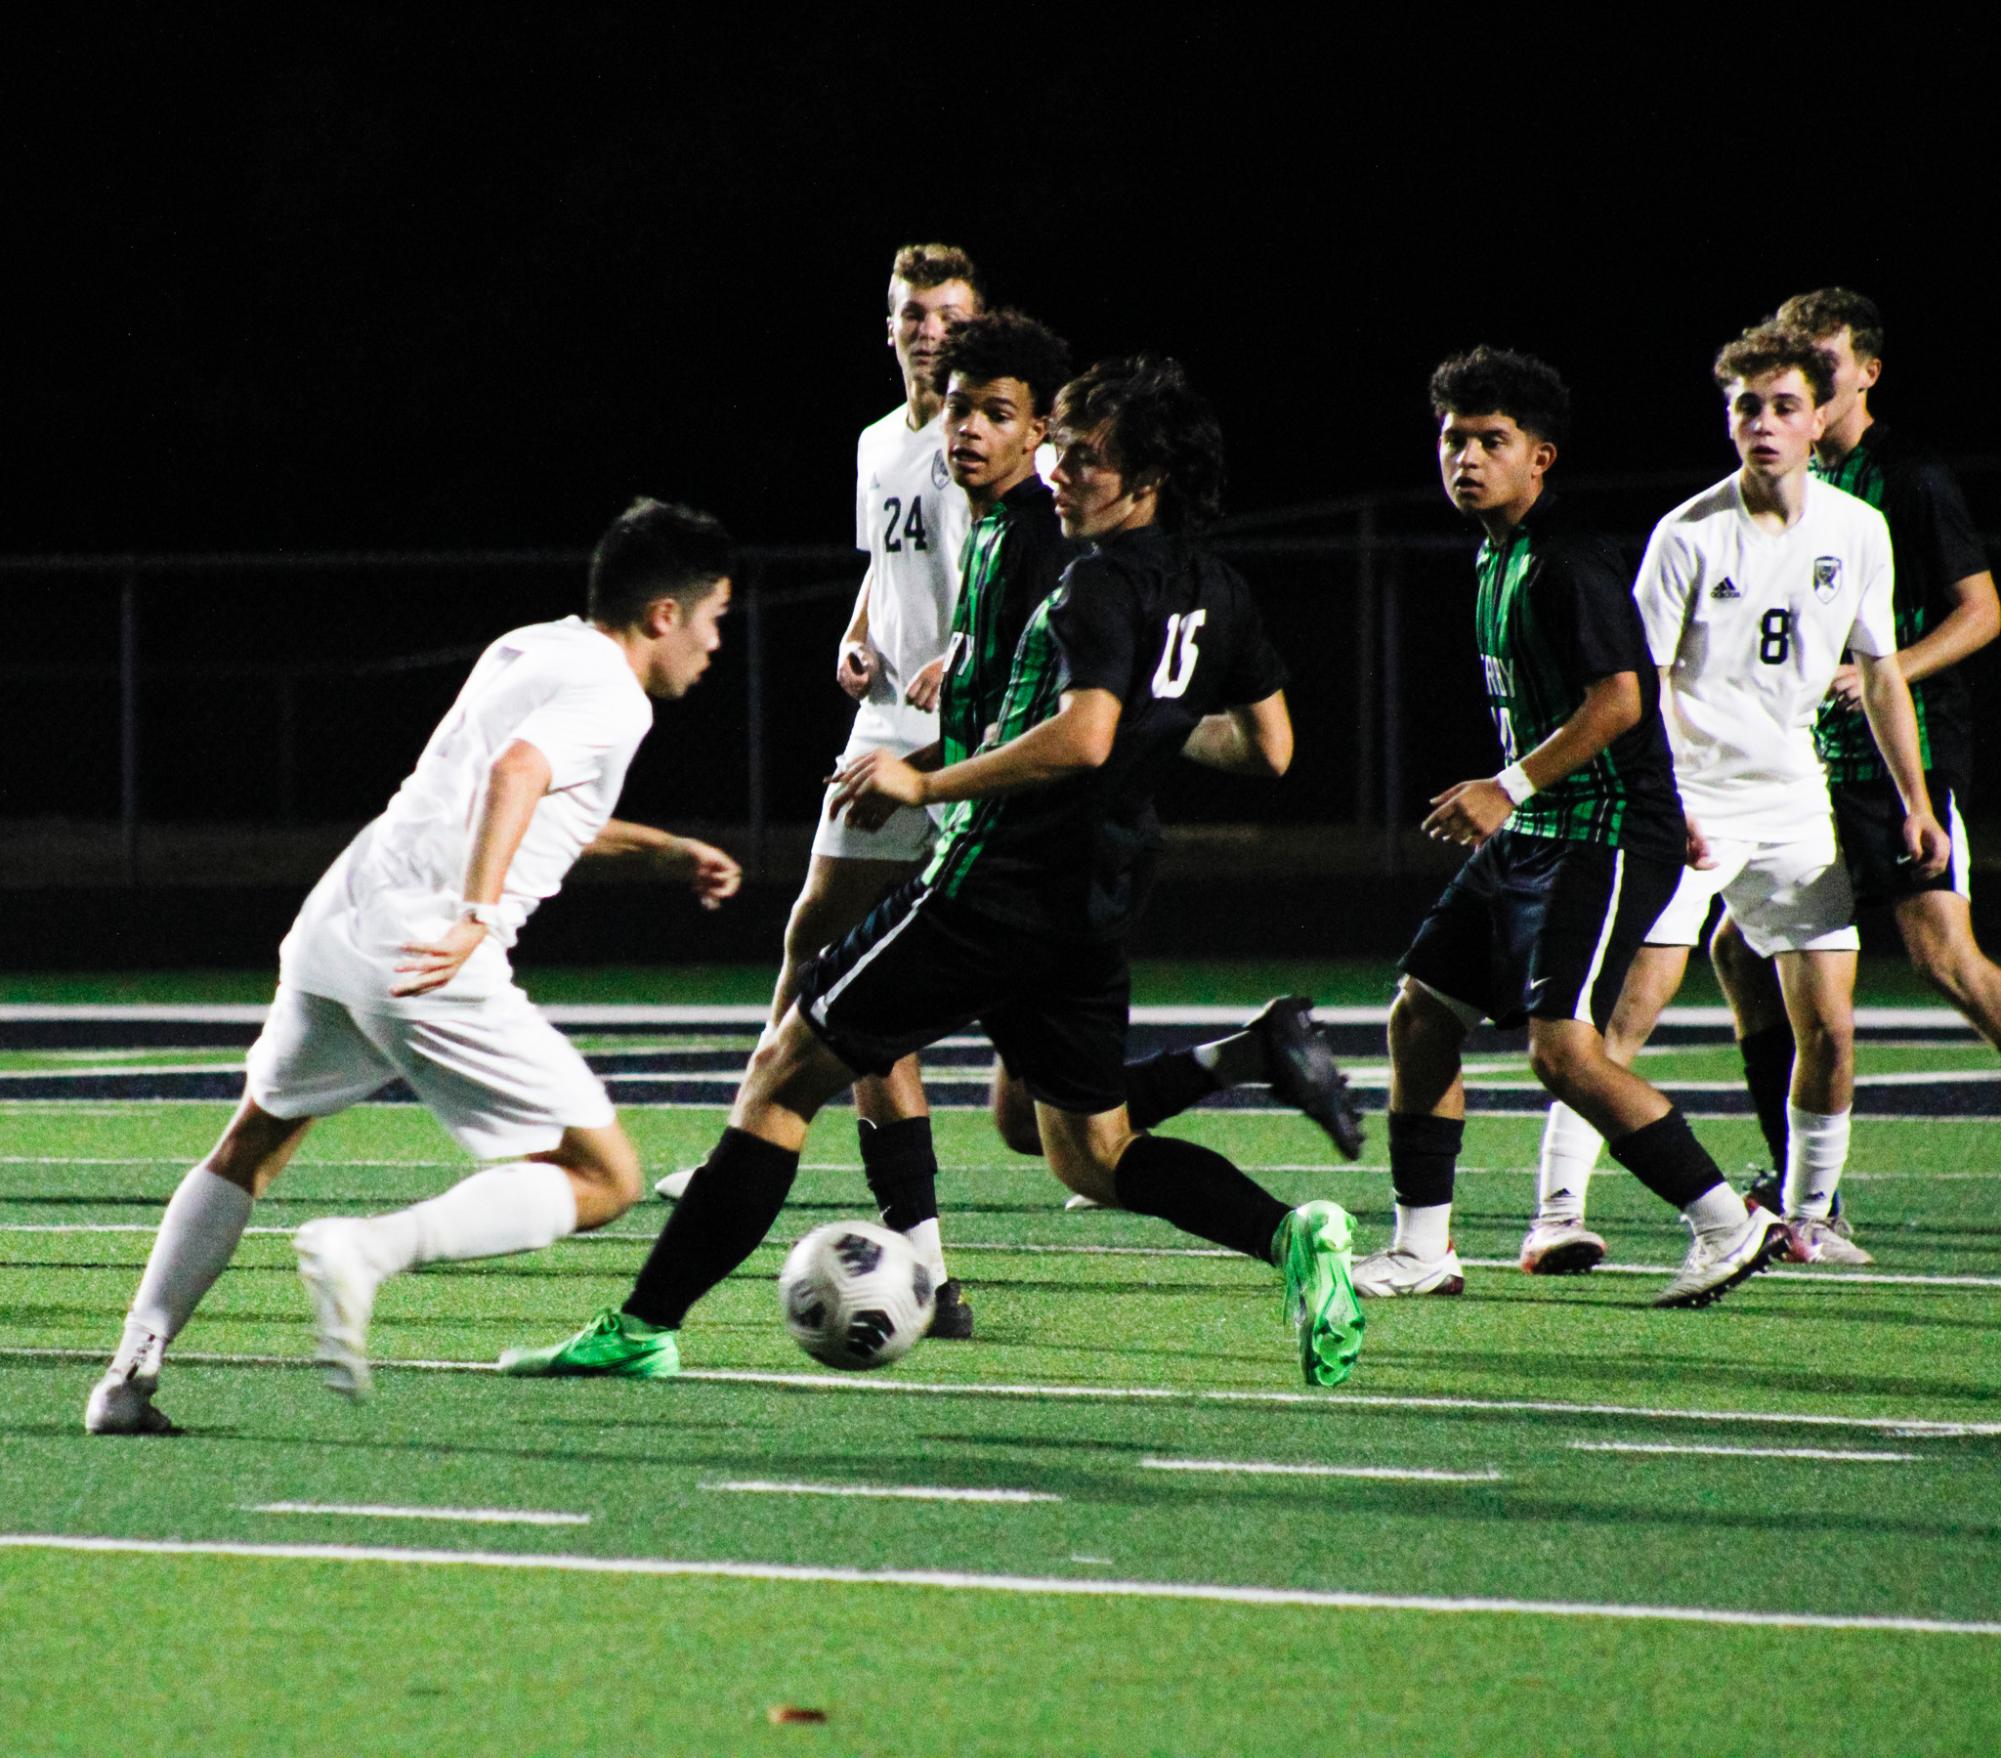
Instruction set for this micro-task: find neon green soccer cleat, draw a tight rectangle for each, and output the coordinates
[1277,1200,1364,1387]
[497,1308,681,1380]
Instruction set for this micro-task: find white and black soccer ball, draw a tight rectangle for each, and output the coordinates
[777,1221,934,1372]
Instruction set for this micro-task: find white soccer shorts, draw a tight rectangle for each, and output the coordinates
[245,983,615,1161]
[810,708,942,864]
[1646,827,1858,956]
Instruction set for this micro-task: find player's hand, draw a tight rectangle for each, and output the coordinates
[828,748,927,819]
[837,641,877,701]
[1421,778,1511,848]
[1684,812,1717,870]
[842,793,900,832]
[904,656,946,712]
[659,835,742,910]
[391,916,487,997]
[1826,662,1865,715]
[1904,811,1951,878]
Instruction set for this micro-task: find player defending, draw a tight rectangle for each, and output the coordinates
[502,358,1366,1389]
[1702,291,2001,1219]
[657,244,977,1333]
[1528,326,1949,1269]
[84,499,741,1432]
[1368,346,1783,1309]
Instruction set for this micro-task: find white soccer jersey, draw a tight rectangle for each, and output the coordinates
[281,618,653,1014]
[850,404,970,749]
[1635,473,1895,840]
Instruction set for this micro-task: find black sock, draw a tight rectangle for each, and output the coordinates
[1388,1112,1464,1209]
[1608,1108,1724,1210]
[623,1128,799,1328]
[1738,1025,1795,1169]
[859,1116,939,1233]
[1125,1050,1220,1129]
[1112,1134,1290,1263]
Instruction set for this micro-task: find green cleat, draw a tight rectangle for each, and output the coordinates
[497,1308,681,1380]
[1277,1200,1364,1388]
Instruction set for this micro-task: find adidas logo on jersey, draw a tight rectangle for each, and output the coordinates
[1710,577,1741,599]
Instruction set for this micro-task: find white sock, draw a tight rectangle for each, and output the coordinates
[901,1216,948,1284]
[1537,1103,1604,1223]
[1391,1202,1452,1260]
[1683,1182,1751,1242]
[354,1162,579,1276]
[1782,1103,1850,1221]
[126,1166,255,1343]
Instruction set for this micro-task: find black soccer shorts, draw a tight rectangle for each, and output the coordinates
[796,876,1131,1116]
[1833,768,1970,906]
[1399,830,1682,1032]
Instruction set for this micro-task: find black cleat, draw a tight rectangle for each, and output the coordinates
[1255,996,1365,1161]
[927,1278,975,1340]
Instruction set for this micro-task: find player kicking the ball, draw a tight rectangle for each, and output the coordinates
[84,499,740,1432]
[1369,346,1785,1309]
[1525,324,1948,1269]
[503,357,1366,1389]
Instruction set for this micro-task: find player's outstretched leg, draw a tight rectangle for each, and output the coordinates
[85,1100,310,1435]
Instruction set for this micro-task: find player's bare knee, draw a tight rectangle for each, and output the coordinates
[1389,979,1467,1062]
[990,1072,1044,1155]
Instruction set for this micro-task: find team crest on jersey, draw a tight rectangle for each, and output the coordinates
[1813,556,1843,602]
[931,450,950,489]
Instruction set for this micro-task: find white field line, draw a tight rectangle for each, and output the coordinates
[1139,1458,1502,1483]
[700,1480,1060,1504]
[0,1533,1993,1637]
[243,1501,589,1526]
[1568,1442,1919,1464]
[4,1345,1994,1436]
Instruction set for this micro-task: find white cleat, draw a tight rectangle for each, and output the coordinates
[1518,1218,1607,1276]
[654,1167,699,1201]
[84,1330,175,1435]
[1351,1245,1466,1298]
[1784,1216,1875,1266]
[295,1218,384,1401]
[1654,1211,1787,1308]
[1063,1194,1103,1212]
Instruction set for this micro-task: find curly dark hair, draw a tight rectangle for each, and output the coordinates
[1775,287,1884,362]
[1713,324,1837,406]
[1052,355,1225,532]
[1428,346,1571,447]
[887,241,983,311]
[929,309,1072,414]
[587,498,734,628]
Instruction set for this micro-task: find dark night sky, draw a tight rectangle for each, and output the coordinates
[12,12,1996,557]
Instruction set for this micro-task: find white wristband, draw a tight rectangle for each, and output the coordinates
[1495,763,1537,806]
[458,899,501,928]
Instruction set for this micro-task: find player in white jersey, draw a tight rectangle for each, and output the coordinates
[84,499,741,1432]
[1523,327,1948,1277]
[658,243,982,1336]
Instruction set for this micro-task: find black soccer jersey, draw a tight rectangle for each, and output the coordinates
[923,525,1287,938]
[1812,424,1991,784]
[938,476,1077,767]
[1471,496,1683,865]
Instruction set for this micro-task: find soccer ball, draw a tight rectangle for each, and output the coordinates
[777,1221,934,1371]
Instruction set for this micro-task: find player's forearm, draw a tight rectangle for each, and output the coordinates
[844,574,872,644]
[918,703,1113,804]
[461,740,552,904]
[1892,572,2001,686]
[1514,672,1642,792]
[1856,655,1937,819]
[1182,693,1292,776]
[585,818,681,863]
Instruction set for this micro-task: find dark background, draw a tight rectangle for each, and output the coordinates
[5,13,1997,957]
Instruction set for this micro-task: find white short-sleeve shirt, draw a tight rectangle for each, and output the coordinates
[849,404,970,751]
[1634,473,1895,841]
[280,618,653,1014]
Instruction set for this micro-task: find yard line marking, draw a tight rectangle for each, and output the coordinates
[2,1534,1994,1637]
[701,1480,1060,1504]
[1567,1442,1919,1464]
[1140,1458,1503,1483]
[243,1501,590,1526]
[8,1345,1990,1435]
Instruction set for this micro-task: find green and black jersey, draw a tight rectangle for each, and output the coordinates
[1472,496,1683,865]
[938,476,1075,766]
[923,525,1287,939]
[1812,424,1990,785]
